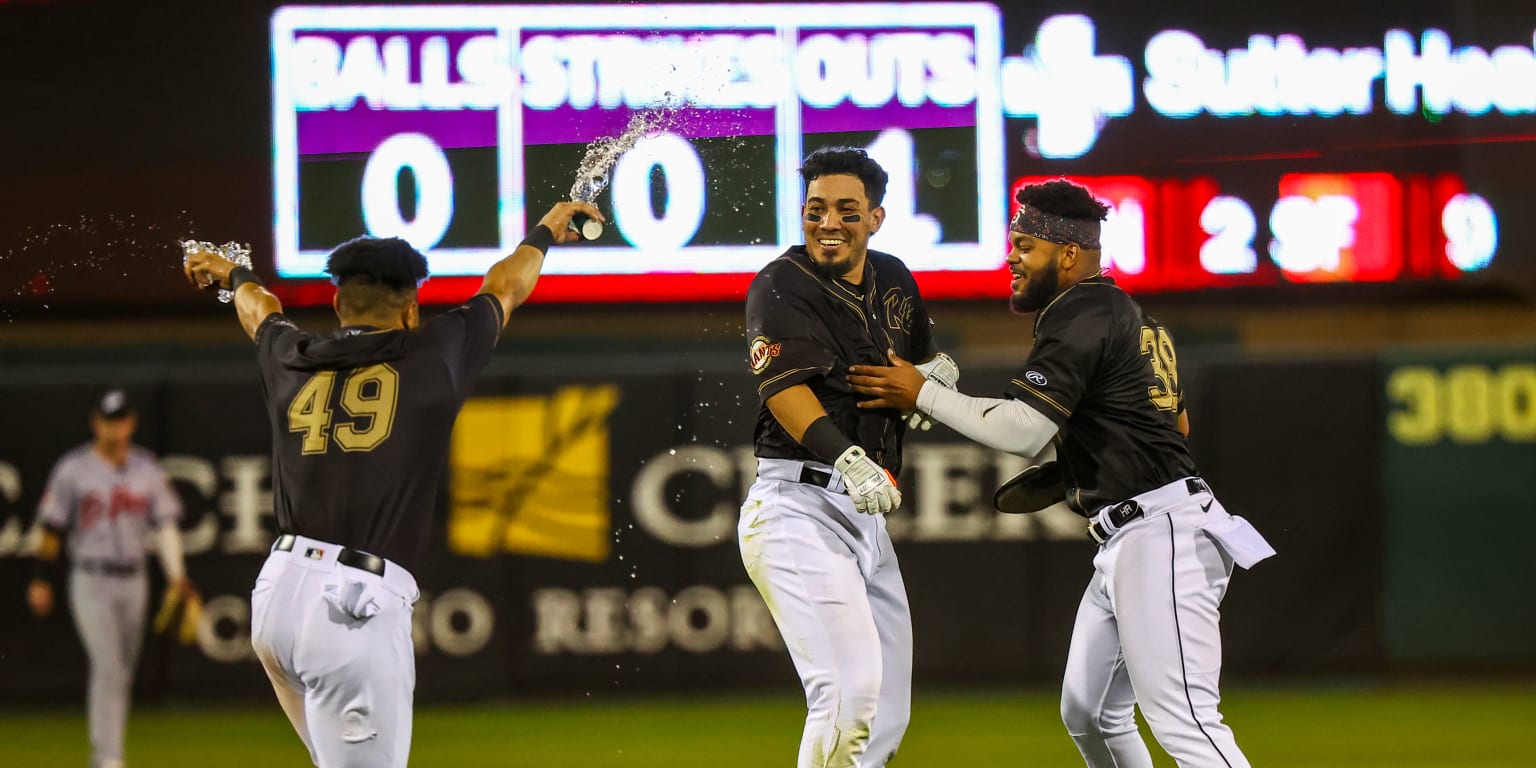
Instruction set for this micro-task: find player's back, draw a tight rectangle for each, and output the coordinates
[254,295,502,572]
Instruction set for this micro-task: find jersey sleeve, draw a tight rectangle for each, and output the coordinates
[35,457,75,533]
[745,268,837,403]
[255,314,304,377]
[1004,299,1109,427]
[148,464,183,528]
[421,293,505,399]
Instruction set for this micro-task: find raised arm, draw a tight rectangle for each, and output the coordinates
[477,201,605,326]
[183,249,283,341]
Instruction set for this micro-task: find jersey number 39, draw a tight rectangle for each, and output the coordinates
[287,364,401,454]
[1139,327,1180,412]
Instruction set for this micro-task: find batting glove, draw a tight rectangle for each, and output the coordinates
[834,446,902,515]
[905,352,960,431]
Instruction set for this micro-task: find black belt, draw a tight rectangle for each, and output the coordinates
[273,534,386,577]
[1088,478,1211,544]
[797,466,849,495]
[75,560,141,577]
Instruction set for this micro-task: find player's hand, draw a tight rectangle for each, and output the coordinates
[848,350,927,413]
[26,579,53,617]
[183,246,237,290]
[834,445,901,515]
[904,352,960,430]
[536,201,606,245]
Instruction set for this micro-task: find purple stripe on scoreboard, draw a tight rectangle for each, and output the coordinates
[801,103,975,134]
[520,106,777,145]
[298,108,497,156]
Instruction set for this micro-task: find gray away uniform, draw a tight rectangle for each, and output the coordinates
[37,445,181,768]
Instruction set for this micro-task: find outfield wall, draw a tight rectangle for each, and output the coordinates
[0,346,1531,704]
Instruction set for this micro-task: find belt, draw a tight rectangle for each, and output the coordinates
[755,458,848,494]
[75,560,141,577]
[273,534,386,577]
[799,466,837,490]
[1088,477,1211,544]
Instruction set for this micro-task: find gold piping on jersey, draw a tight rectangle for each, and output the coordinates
[782,255,900,354]
[1031,276,1115,335]
[757,365,829,394]
[1010,380,1072,418]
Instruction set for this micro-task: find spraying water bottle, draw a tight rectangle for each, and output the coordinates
[569,168,608,240]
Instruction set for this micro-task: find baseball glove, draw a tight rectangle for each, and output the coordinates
[153,581,203,646]
[993,461,1066,515]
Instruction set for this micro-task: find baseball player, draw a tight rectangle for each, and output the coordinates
[25,388,197,768]
[739,146,957,768]
[182,201,602,768]
[848,179,1275,768]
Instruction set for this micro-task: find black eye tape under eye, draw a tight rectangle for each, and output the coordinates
[841,214,861,223]
[804,212,824,222]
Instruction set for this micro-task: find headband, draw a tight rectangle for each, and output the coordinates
[1010,204,1101,250]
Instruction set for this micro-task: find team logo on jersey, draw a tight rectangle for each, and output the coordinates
[883,288,914,331]
[749,336,782,374]
[1025,370,1048,386]
[448,385,620,563]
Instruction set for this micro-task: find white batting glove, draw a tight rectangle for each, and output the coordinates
[834,446,902,515]
[905,352,960,431]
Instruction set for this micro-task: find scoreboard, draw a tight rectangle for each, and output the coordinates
[270,3,1532,304]
[271,3,1006,303]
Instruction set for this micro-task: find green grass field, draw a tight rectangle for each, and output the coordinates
[4,682,1532,766]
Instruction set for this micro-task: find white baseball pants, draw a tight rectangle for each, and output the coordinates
[739,459,913,768]
[249,535,419,768]
[1061,478,1264,768]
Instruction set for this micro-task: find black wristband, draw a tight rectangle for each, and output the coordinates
[800,416,856,464]
[519,224,555,255]
[229,266,263,292]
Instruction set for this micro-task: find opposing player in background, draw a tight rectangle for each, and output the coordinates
[182,200,602,768]
[26,389,197,768]
[739,146,958,768]
[849,179,1275,768]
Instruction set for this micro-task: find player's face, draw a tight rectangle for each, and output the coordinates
[90,413,136,450]
[1006,232,1065,313]
[803,174,884,281]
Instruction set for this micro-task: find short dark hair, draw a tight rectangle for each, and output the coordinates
[1015,179,1110,222]
[799,147,889,208]
[325,236,429,318]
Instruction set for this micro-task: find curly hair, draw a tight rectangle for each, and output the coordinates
[325,236,429,289]
[325,236,429,318]
[1014,179,1110,221]
[799,146,889,207]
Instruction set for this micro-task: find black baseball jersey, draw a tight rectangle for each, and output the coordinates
[1005,276,1196,515]
[254,294,504,572]
[745,246,937,474]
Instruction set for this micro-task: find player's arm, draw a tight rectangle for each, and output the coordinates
[477,201,605,326]
[1178,410,1190,436]
[765,385,902,515]
[183,248,283,341]
[26,528,62,617]
[848,355,1060,458]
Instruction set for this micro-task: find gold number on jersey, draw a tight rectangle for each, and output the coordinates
[334,364,400,451]
[1139,326,1180,412]
[286,364,400,454]
[287,371,336,454]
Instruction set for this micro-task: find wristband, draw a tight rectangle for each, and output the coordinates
[519,224,556,256]
[229,266,263,292]
[800,416,856,464]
